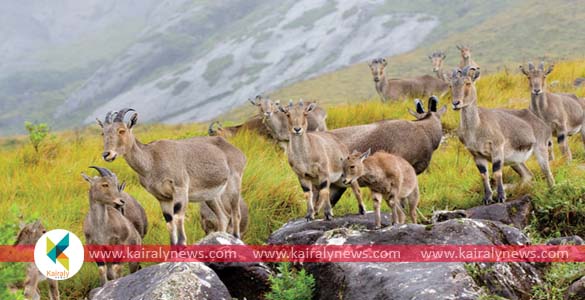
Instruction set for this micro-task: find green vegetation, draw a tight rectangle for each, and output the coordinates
[1,60,585,298]
[24,122,51,153]
[532,263,585,300]
[266,263,315,300]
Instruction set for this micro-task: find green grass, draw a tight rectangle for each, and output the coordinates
[2,60,585,298]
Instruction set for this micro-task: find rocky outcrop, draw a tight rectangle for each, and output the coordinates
[465,195,533,229]
[269,215,542,300]
[566,276,585,300]
[546,235,584,245]
[197,232,273,300]
[89,262,231,300]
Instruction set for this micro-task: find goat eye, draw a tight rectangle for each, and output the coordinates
[118,129,126,135]
[350,166,355,169]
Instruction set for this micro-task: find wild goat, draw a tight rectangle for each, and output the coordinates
[368,58,448,102]
[14,221,59,300]
[450,66,555,205]
[97,108,247,244]
[249,95,327,148]
[342,149,419,228]
[327,96,446,208]
[456,45,479,69]
[279,101,364,220]
[428,51,449,82]
[520,62,585,161]
[208,116,271,138]
[82,166,145,286]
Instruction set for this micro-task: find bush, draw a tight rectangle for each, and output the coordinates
[266,263,315,300]
[531,182,585,238]
[24,121,50,153]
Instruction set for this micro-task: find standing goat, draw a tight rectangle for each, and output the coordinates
[520,61,585,161]
[342,149,419,228]
[428,51,449,83]
[368,58,448,102]
[250,95,327,148]
[14,221,59,300]
[450,66,554,205]
[82,166,144,286]
[279,101,364,220]
[327,96,446,208]
[97,108,247,244]
[456,45,479,69]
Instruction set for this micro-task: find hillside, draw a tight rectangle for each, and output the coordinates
[0,0,527,135]
[1,60,585,299]
[222,0,585,121]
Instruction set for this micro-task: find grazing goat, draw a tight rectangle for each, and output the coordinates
[249,96,327,148]
[14,221,59,300]
[279,101,364,220]
[428,51,449,82]
[97,108,247,244]
[456,45,479,69]
[327,96,446,208]
[450,66,555,205]
[82,166,143,286]
[342,149,419,228]
[368,58,448,102]
[520,62,585,161]
[208,115,270,138]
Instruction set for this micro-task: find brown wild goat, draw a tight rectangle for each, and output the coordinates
[428,51,449,82]
[97,108,247,244]
[342,149,419,228]
[368,58,448,102]
[450,66,554,205]
[82,166,144,286]
[250,95,327,149]
[208,115,270,138]
[520,61,585,161]
[327,96,447,209]
[14,221,59,300]
[456,45,479,69]
[279,101,364,220]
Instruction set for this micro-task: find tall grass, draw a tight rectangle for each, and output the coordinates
[1,60,585,298]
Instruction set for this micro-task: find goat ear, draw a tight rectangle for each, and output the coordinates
[428,55,432,60]
[545,64,554,75]
[118,181,126,192]
[96,118,104,128]
[408,108,422,119]
[305,103,316,113]
[442,53,446,59]
[469,68,480,81]
[248,98,257,106]
[128,112,138,129]
[278,105,288,114]
[456,45,462,50]
[82,173,93,184]
[519,65,529,76]
[381,58,387,66]
[360,148,371,161]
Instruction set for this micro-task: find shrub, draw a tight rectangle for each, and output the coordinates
[24,121,50,153]
[531,182,585,238]
[266,262,315,300]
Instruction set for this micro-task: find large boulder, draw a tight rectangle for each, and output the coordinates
[269,215,542,300]
[196,232,273,300]
[89,262,231,300]
[546,235,584,245]
[465,195,533,229]
[566,276,585,300]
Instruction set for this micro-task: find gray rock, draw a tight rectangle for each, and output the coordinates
[546,236,584,245]
[89,262,231,300]
[431,210,468,223]
[466,195,533,228]
[566,276,585,300]
[269,215,541,300]
[197,232,273,300]
[267,212,391,245]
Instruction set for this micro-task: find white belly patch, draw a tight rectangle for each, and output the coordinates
[506,148,533,163]
[189,183,227,202]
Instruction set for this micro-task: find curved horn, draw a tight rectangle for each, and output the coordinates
[105,111,115,124]
[113,108,136,123]
[89,166,115,178]
[415,99,425,114]
[538,61,545,71]
[288,99,293,107]
[428,95,439,112]
[299,99,304,106]
[208,121,218,135]
[528,62,535,71]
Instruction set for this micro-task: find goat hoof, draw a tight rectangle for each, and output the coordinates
[305,214,314,222]
[324,213,333,221]
[482,197,492,206]
[233,233,241,239]
[359,206,366,215]
[496,195,506,203]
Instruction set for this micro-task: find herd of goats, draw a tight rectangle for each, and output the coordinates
[14,45,585,299]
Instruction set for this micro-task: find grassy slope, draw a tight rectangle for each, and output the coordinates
[221,0,585,122]
[1,60,585,298]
